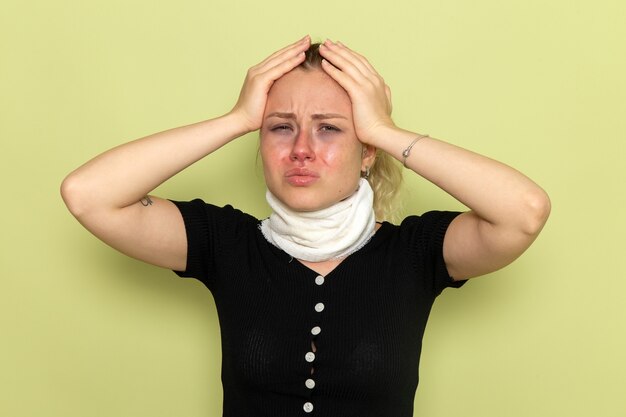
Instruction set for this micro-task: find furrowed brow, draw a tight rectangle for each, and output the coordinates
[311,113,347,120]
[265,112,296,120]
[265,112,347,120]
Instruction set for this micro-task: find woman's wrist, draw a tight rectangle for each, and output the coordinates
[220,110,259,137]
[366,125,428,163]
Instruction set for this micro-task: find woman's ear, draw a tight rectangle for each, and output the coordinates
[361,144,377,171]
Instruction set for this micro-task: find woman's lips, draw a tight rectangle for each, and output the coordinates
[285,168,319,186]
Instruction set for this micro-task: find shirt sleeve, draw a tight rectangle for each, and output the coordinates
[169,199,255,290]
[169,199,210,279]
[400,211,467,296]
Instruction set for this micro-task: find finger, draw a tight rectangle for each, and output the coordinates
[254,36,310,72]
[385,84,393,113]
[266,35,309,61]
[319,41,388,98]
[321,40,382,84]
[264,35,309,61]
[244,38,308,91]
[332,40,375,75]
[320,58,361,93]
[320,43,388,107]
[335,41,378,74]
[330,41,389,100]
[250,46,307,84]
[259,50,307,83]
[319,41,369,81]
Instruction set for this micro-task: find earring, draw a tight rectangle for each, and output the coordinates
[361,166,370,179]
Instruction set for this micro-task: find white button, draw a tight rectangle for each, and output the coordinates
[315,275,325,285]
[311,326,321,335]
[305,351,315,362]
[315,302,325,312]
[305,378,316,389]
[303,402,314,413]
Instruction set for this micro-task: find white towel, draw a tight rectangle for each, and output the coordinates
[260,178,376,262]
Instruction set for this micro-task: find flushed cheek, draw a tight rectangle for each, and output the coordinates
[260,146,285,169]
[320,147,362,174]
[318,142,354,162]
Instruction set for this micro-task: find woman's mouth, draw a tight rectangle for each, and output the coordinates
[285,169,319,186]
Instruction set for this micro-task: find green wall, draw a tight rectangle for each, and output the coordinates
[2,0,624,416]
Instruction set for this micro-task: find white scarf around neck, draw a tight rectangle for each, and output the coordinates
[260,178,376,262]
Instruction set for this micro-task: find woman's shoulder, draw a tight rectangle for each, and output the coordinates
[170,198,265,243]
[368,210,463,251]
[171,198,261,222]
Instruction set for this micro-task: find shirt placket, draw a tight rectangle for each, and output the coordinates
[301,273,326,414]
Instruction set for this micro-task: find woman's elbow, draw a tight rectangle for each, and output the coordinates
[60,173,90,219]
[521,188,551,236]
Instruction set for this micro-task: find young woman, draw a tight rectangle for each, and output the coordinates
[61,35,550,416]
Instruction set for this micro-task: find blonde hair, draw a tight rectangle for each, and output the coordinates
[367,151,403,222]
[300,43,403,222]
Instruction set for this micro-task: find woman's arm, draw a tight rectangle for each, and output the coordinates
[61,114,251,271]
[61,36,311,271]
[367,127,550,280]
[319,39,551,280]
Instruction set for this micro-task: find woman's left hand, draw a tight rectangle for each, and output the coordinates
[318,40,395,145]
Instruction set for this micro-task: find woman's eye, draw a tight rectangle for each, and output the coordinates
[320,125,340,132]
[272,125,293,132]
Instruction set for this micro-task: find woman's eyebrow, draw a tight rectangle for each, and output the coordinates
[265,112,347,120]
[312,113,347,120]
[265,112,296,120]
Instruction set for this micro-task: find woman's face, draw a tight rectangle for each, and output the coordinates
[260,68,375,212]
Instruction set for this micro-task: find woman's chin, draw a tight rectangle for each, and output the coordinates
[276,193,330,213]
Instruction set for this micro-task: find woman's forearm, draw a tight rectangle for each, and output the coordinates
[61,112,250,217]
[373,126,551,235]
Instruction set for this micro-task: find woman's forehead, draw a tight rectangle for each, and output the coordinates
[266,70,352,118]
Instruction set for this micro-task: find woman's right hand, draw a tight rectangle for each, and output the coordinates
[230,35,311,132]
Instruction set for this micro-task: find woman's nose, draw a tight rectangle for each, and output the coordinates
[290,130,315,162]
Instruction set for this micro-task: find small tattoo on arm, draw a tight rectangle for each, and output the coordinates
[140,196,153,207]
